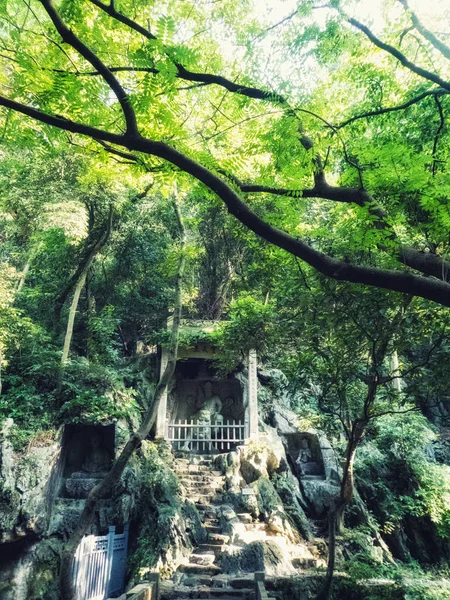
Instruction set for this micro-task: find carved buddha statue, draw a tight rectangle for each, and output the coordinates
[65,432,111,498]
[295,437,323,477]
[81,433,111,475]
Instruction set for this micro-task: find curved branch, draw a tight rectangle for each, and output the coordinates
[40,0,138,134]
[398,0,450,60]
[54,63,288,103]
[86,0,288,105]
[2,93,450,306]
[348,18,450,92]
[336,88,448,129]
[88,0,156,41]
[233,179,450,281]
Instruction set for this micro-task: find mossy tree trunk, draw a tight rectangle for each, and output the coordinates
[59,207,113,371]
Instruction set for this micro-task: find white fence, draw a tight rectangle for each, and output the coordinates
[72,525,129,600]
[168,419,246,452]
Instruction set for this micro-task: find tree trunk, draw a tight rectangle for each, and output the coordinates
[60,271,87,367]
[86,268,96,361]
[58,197,186,600]
[315,422,366,600]
[55,207,113,324]
[59,208,113,371]
[16,259,31,293]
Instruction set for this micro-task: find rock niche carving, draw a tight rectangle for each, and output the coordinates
[61,426,113,499]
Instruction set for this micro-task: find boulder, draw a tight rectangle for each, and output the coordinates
[220,540,294,576]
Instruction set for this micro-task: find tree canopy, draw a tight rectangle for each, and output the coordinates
[0,0,449,304]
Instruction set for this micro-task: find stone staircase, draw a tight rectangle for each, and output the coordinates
[160,454,257,600]
[158,452,327,600]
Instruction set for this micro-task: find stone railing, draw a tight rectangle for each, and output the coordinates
[255,571,270,600]
[111,573,159,600]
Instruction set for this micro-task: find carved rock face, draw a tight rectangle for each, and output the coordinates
[65,477,102,499]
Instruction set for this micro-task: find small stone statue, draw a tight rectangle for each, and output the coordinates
[65,433,111,498]
[201,381,223,420]
[81,433,111,474]
[182,381,223,451]
[296,438,313,474]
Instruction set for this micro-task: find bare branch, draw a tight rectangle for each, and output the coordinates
[336,88,448,129]
[398,0,450,60]
[348,18,450,92]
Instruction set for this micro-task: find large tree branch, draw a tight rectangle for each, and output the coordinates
[53,64,288,102]
[232,176,450,281]
[2,94,450,305]
[348,18,450,92]
[88,0,157,40]
[40,0,138,134]
[398,0,450,60]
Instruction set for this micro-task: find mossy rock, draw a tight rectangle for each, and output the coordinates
[220,540,286,575]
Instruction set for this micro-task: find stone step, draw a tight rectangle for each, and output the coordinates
[176,588,254,599]
[205,525,222,534]
[190,553,216,566]
[174,465,213,474]
[184,487,222,496]
[183,481,224,490]
[226,577,256,590]
[184,482,223,490]
[176,465,218,472]
[196,543,225,553]
[203,516,220,523]
[208,533,230,544]
[178,563,222,576]
[181,575,213,587]
[196,505,217,516]
[181,474,223,483]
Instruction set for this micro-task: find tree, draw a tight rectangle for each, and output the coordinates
[271,272,449,598]
[58,195,186,599]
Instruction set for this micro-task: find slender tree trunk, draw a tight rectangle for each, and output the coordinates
[86,268,96,361]
[315,421,366,600]
[58,197,186,600]
[16,259,31,293]
[54,207,113,325]
[59,208,113,373]
[389,350,402,393]
[16,242,44,295]
[60,271,87,367]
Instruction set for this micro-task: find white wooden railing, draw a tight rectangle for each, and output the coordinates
[72,525,129,600]
[168,419,246,452]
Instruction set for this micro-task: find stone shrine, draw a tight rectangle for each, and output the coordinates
[156,320,259,449]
